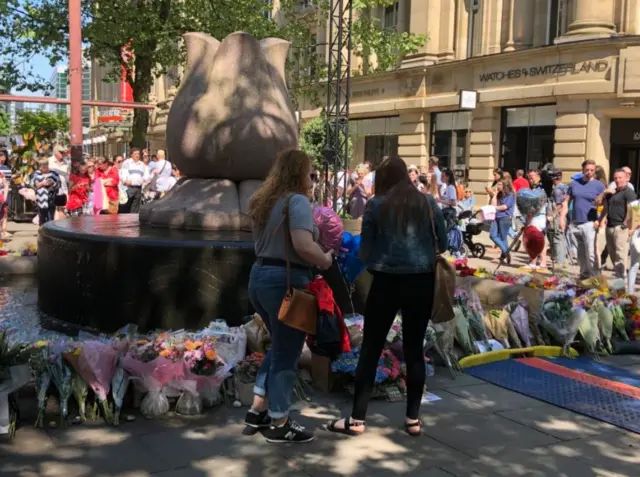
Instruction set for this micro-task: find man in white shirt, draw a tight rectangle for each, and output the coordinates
[151,149,173,194]
[120,148,149,213]
[48,144,70,219]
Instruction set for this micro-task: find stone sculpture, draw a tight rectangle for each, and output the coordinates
[139,31,298,230]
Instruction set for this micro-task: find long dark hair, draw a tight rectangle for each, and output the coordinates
[375,156,429,235]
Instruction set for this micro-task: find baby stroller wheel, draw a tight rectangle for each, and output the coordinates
[471,243,485,259]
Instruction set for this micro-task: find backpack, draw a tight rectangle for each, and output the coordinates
[456,183,465,202]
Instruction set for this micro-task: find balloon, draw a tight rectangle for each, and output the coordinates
[523,225,545,260]
[313,206,344,254]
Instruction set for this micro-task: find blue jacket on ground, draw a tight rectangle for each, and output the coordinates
[359,194,448,274]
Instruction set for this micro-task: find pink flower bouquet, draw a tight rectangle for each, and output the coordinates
[121,339,184,419]
[64,340,118,424]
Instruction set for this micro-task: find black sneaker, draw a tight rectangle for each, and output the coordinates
[264,419,314,443]
[244,409,271,428]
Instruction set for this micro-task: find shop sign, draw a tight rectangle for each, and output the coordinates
[479,60,609,83]
[352,88,385,99]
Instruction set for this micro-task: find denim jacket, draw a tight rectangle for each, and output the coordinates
[359,195,448,274]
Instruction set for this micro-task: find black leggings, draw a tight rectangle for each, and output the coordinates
[352,271,435,421]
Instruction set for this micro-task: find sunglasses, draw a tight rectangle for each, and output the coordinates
[310,173,318,181]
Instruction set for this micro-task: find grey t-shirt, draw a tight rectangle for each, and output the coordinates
[253,194,319,266]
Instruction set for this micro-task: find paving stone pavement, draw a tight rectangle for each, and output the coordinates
[2,355,639,477]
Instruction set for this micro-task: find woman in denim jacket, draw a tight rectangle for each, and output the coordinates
[328,156,448,437]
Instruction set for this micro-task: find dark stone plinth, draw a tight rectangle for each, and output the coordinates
[37,214,255,333]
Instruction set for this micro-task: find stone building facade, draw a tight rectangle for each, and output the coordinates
[298,0,640,198]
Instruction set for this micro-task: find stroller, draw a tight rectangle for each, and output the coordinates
[457,209,487,258]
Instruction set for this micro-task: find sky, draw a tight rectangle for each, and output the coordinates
[15,53,58,95]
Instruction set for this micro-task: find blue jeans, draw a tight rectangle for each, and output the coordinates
[490,217,512,254]
[248,263,312,420]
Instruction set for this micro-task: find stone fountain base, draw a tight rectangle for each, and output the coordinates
[37,214,255,332]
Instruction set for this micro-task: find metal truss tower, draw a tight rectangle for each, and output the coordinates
[323,0,353,213]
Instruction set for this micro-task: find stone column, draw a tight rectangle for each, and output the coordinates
[401,0,441,68]
[554,100,588,176]
[503,0,516,51]
[397,112,429,167]
[566,0,616,36]
[468,106,501,201]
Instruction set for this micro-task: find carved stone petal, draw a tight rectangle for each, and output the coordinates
[139,178,252,231]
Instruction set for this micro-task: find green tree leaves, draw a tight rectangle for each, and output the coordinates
[2,0,425,146]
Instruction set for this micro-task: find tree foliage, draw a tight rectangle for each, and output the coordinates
[2,0,425,146]
[15,110,69,140]
[299,111,352,171]
[0,111,11,136]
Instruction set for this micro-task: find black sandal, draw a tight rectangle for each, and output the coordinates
[326,417,365,436]
[404,420,421,437]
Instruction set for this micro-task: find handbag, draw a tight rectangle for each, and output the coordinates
[426,199,456,324]
[277,196,318,335]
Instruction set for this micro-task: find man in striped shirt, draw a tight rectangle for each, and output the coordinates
[31,158,60,226]
[120,148,149,213]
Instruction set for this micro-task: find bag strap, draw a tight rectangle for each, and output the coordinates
[272,194,294,293]
[426,197,442,256]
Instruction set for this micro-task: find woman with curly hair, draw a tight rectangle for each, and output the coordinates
[245,148,333,444]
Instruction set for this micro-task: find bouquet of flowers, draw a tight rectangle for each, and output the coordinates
[64,341,118,424]
[235,352,265,384]
[177,336,229,415]
[46,348,74,427]
[507,300,532,347]
[121,334,184,419]
[30,347,52,428]
[111,359,130,425]
[539,291,585,356]
[578,307,601,355]
[71,373,88,422]
[0,330,31,437]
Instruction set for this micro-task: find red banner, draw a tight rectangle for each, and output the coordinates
[120,43,134,103]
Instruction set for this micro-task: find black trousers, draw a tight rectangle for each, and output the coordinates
[38,206,55,226]
[125,186,142,213]
[351,271,435,421]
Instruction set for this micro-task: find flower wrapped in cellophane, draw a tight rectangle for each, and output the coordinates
[176,336,230,415]
[507,300,532,348]
[578,307,601,356]
[46,344,74,428]
[28,344,52,428]
[121,333,184,419]
[453,306,475,356]
[539,291,585,356]
[609,300,631,341]
[64,340,119,424]
[71,373,88,422]
[595,300,614,354]
[111,361,129,426]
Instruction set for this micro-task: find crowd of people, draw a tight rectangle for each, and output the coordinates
[0,146,183,227]
[322,155,640,292]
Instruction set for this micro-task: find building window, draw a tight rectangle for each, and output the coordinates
[383,2,399,31]
[430,111,472,172]
[500,105,556,175]
[349,116,399,168]
[262,0,272,20]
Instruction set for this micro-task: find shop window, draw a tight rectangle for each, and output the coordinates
[549,0,571,42]
[500,105,556,175]
[364,135,399,167]
[430,111,472,171]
